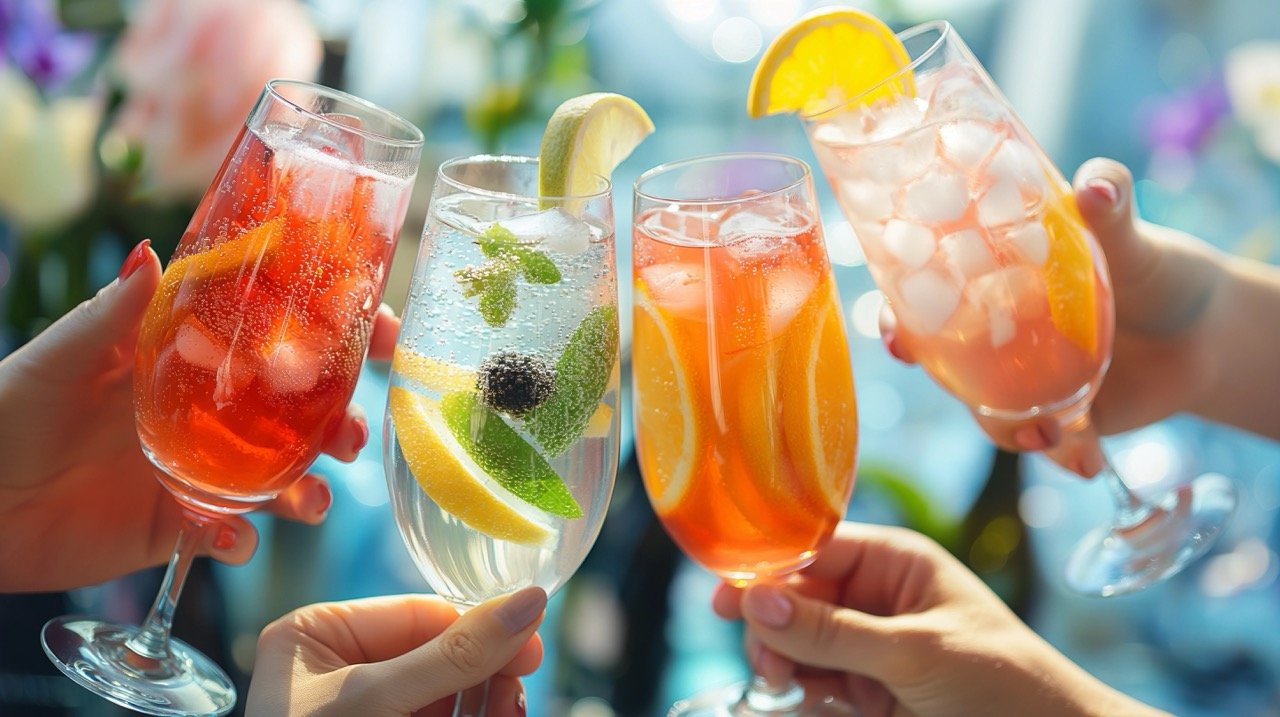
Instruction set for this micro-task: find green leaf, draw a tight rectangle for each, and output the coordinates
[520,251,561,283]
[480,222,562,284]
[440,391,583,518]
[478,271,517,326]
[526,305,619,455]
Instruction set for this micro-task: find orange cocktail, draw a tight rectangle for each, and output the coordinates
[135,109,413,511]
[633,153,857,583]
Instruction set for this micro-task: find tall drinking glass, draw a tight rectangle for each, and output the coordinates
[383,155,620,715]
[802,22,1236,596]
[633,153,858,716]
[41,80,423,715]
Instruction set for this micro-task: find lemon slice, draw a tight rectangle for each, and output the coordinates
[388,387,553,545]
[781,281,858,514]
[632,284,699,513]
[1042,193,1099,357]
[392,346,479,393]
[748,8,913,118]
[538,92,654,200]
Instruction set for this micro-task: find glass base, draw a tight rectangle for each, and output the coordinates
[41,616,236,716]
[1065,473,1237,597]
[669,681,857,716]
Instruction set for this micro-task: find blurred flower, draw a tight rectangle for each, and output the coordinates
[111,0,322,200]
[0,65,99,230]
[1144,79,1229,155]
[1225,41,1280,163]
[0,0,97,92]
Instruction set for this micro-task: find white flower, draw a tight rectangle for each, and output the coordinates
[0,67,100,231]
[1225,41,1280,163]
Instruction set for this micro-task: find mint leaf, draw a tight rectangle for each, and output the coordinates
[478,223,519,257]
[440,391,583,518]
[478,271,516,326]
[480,222,563,284]
[526,305,619,455]
[520,252,561,284]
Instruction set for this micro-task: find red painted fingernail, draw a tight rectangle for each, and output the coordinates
[883,329,905,361]
[1086,178,1118,206]
[213,524,237,551]
[313,481,332,519]
[352,416,369,455]
[118,239,152,281]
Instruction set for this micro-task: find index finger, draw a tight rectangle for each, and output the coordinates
[368,304,400,362]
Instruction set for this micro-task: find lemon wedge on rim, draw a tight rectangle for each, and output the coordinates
[748,8,913,118]
[538,92,654,200]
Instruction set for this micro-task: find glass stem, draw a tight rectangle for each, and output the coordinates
[124,511,211,664]
[1097,450,1155,530]
[452,679,489,717]
[736,675,805,715]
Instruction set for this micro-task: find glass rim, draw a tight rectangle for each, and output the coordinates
[436,154,612,202]
[800,20,952,122]
[633,152,812,207]
[265,78,425,148]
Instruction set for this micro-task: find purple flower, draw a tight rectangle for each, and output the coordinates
[1143,77,1231,154]
[0,0,96,92]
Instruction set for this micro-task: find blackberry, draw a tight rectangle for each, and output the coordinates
[477,351,556,416]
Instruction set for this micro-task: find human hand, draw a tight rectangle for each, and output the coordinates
[246,587,546,717]
[0,240,402,591]
[713,522,1169,717]
[880,158,1227,461]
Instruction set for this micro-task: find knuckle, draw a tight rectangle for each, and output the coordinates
[440,629,487,674]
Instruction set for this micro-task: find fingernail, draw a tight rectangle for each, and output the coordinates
[213,524,237,551]
[312,481,332,520]
[494,587,547,633]
[883,328,905,361]
[744,585,793,629]
[1086,178,1118,207]
[514,691,527,717]
[118,239,152,282]
[351,415,369,455]
[1014,424,1049,451]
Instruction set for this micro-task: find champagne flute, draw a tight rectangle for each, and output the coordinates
[41,79,422,716]
[802,21,1236,596]
[632,153,859,716]
[383,155,620,715]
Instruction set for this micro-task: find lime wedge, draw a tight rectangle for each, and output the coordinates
[387,388,554,545]
[526,305,619,455]
[538,93,654,201]
[440,391,583,519]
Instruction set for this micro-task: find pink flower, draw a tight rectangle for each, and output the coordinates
[111,0,322,200]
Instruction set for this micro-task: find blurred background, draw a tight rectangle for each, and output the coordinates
[3,0,1280,715]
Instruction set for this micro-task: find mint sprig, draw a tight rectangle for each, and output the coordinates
[455,222,562,326]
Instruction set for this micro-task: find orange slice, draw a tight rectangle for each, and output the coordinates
[632,283,700,513]
[748,8,913,118]
[1041,193,1099,357]
[781,280,858,513]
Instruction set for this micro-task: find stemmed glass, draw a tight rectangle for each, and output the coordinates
[383,155,620,715]
[801,21,1236,596]
[40,80,423,716]
[632,153,859,716]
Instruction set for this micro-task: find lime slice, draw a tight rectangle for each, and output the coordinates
[440,391,583,518]
[538,93,654,200]
[388,387,554,545]
[526,305,619,456]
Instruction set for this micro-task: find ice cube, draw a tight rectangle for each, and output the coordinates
[718,207,791,243]
[176,320,227,373]
[939,121,1002,168]
[812,122,852,146]
[1005,222,1050,265]
[855,130,936,184]
[977,179,1026,228]
[768,268,819,336]
[839,178,894,221]
[275,143,359,219]
[262,340,324,394]
[987,302,1016,348]
[969,266,1047,322]
[901,170,971,224]
[640,263,707,320]
[898,268,961,334]
[923,65,1004,123]
[939,229,997,278]
[868,98,926,142]
[497,207,591,255]
[985,139,1048,194]
[882,219,936,270]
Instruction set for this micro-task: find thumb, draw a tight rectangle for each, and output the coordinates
[740,584,907,685]
[351,586,547,712]
[27,240,161,374]
[1071,158,1150,285]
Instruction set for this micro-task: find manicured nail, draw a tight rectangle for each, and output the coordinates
[494,587,547,633]
[1014,424,1049,452]
[1086,178,1118,207]
[213,524,238,551]
[351,414,369,455]
[118,239,152,281]
[744,585,793,629]
[312,480,332,519]
[514,691,527,717]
